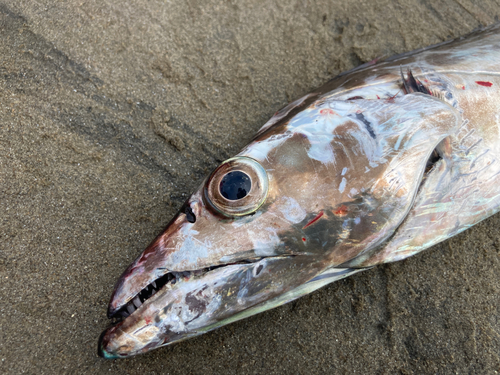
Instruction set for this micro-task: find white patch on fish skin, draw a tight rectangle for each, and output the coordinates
[236,269,253,305]
[278,196,307,224]
[350,188,358,196]
[180,226,199,236]
[339,177,347,193]
[162,306,186,333]
[185,291,222,328]
[240,132,292,160]
[342,167,348,175]
[171,235,209,268]
[161,282,223,330]
[256,93,317,135]
[308,141,336,164]
[243,97,421,167]
[394,133,404,150]
[249,228,282,257]
[266,100,383,166]
[284,104,340,164]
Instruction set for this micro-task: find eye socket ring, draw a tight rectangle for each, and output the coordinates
[205,156,268,217]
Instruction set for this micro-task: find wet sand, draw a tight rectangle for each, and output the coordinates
[1,1,499,373]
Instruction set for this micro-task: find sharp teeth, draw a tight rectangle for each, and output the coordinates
[133,296,142,308]
[127,304,135,315]
[114,263,266,322]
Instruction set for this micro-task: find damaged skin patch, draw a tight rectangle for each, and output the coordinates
[302,211,324,229]
[185,287,209,321]
[476,81,493,87]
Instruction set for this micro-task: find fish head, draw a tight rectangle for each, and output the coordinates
[98,93,459,358]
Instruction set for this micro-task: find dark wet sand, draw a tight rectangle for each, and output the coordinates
[1,1,499,373]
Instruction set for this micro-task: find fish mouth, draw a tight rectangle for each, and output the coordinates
[99,254,306,358]
[107,257,268,324]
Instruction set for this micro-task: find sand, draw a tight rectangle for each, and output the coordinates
[1,0,499,373]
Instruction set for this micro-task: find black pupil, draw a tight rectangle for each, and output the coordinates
[219,171,251,200]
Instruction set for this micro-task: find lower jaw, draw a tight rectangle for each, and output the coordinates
[100,255,320,358]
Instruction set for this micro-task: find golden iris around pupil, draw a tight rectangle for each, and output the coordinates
[205,156,268,217]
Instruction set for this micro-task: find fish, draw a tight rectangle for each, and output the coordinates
[98,24,500,358]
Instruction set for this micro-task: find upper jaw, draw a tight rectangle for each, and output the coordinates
[106,208,188,318]
[106,196,214,318]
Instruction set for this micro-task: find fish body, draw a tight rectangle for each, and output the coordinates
[99,25,500,358]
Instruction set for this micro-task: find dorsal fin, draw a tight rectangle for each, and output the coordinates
[400,67,432,95]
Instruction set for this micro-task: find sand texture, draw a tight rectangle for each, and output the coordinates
[1,1,500,373]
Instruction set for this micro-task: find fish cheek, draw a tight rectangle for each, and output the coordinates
[282,195,384,262]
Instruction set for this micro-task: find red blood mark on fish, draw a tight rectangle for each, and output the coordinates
[334,205,348,216]
[462,86,465,90]
[302,211,324,229]
[376,95,380,99]
[386,90,401,103]
[320,108,335,115]
[302,237,306,242]
[144,317,152,325]
[476,81,493,87]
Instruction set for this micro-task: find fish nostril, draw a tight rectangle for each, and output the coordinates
[255,264,264,275]
[184,205,196,223]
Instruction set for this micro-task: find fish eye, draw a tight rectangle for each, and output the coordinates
[205,157,268,217]
[219,171,251,200]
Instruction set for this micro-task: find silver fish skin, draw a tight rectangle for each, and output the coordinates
[98,24,500,358]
